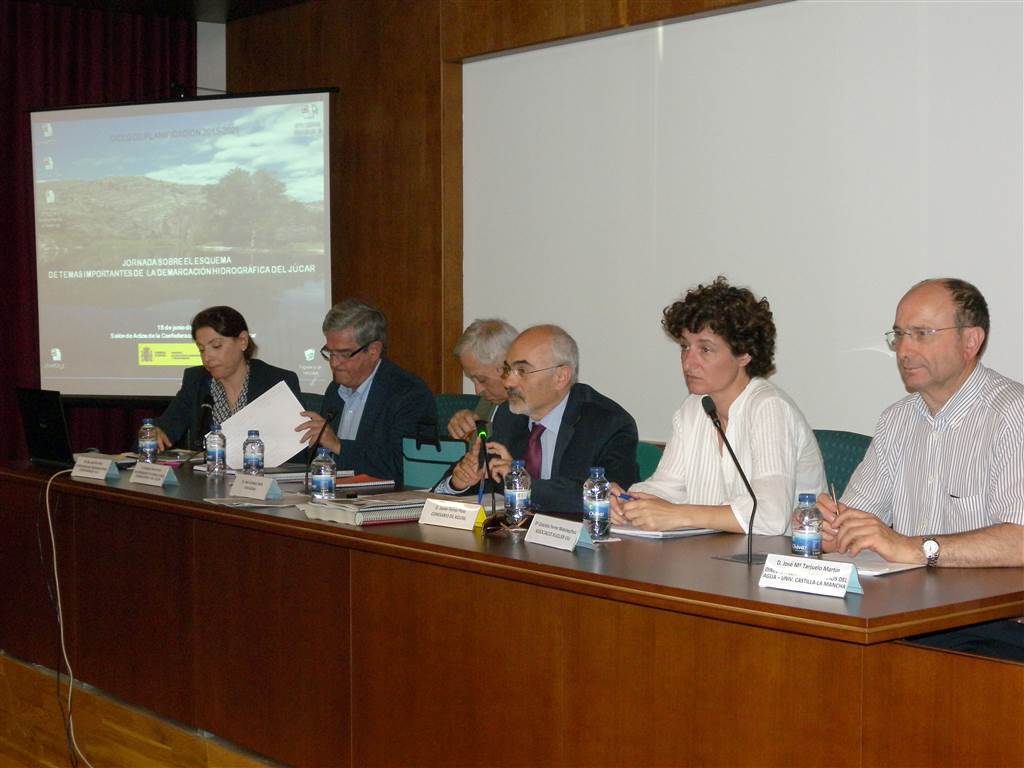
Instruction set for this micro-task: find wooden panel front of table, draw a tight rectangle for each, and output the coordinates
[1,464,1020,767]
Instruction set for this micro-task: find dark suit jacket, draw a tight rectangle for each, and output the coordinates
[321,357,436,485]
[442,382,639,516]
[156,359,301,448]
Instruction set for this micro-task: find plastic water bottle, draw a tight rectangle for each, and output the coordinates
[242,429,265,475]
[205,423,226,476]
[138,418,158,463]
[791,493,823,557]
[310,447,336,499]
[582,466,611,539]
[504,459,531,527]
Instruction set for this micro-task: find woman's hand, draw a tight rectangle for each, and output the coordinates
[155,426,173,452]
[616,491,687,532]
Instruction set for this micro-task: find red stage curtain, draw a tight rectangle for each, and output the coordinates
[0,0,196,458]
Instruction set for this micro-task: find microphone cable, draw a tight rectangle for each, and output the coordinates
[44,468,96,768]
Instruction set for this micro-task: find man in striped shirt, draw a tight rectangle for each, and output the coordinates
[818,278,1024,568]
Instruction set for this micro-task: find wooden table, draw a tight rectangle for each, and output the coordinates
[1,463,1021,767]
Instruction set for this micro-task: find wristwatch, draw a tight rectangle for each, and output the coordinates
[922,537,940,567]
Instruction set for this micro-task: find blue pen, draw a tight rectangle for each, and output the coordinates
[615,493,634,502]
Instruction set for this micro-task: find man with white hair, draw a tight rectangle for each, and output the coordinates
[446,318,518,440]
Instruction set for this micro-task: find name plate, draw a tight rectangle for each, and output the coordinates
[72,456,120,481]
[759,554,863,598]
[229,475,283,501]
[524,513,595,551]
[129,462,178,487]
[419,498,486,530]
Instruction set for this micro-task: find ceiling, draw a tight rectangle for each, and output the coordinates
[27,0,309,23]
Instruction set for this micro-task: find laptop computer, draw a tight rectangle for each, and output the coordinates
[16,387,75,468]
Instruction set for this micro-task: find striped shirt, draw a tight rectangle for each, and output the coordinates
[631,378,826,535]
[842,364,1024,535]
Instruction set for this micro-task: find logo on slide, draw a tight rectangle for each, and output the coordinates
[304,348,316,362]
[50,348,62,362]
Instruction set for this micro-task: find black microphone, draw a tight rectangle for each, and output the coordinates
[475,420,489,470]
[304,409,338,492]
[472,420,500,521]
[197,399,213,446]
[702,395,759,566]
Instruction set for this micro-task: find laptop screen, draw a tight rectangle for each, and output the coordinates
[16,387,74,467]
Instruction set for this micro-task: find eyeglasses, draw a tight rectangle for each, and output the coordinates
[884,326,962,351]
[500,363,565,379]
[320,343,369,361]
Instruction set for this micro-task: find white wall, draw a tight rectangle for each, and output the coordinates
[463,0,1024,441]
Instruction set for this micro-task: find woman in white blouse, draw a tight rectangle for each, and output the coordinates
[611,277,825,534]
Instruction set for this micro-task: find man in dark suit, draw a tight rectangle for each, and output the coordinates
[296,299,435,483]
[442,324,638,515]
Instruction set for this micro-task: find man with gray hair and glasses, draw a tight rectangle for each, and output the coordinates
[297,298,434,484]
[818,278,1023,658]
[438,324,639,515]
[446,318,519,441]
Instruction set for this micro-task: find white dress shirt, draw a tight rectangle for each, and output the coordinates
[842,364,1024,535]
[630,378,826,534]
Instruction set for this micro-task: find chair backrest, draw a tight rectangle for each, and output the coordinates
[435,393,481,438]
[402,436,467,489]
[813,429,872,498]
[636,441,665,482]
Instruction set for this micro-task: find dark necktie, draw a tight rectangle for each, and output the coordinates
[525,423,545,479]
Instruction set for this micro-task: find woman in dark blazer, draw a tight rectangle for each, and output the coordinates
[155,306,301,450]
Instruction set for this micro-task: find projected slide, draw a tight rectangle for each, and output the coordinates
[32,92,332,396]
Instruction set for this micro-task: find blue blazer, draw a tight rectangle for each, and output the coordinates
[321,357,436,484]
[156,358,301,448]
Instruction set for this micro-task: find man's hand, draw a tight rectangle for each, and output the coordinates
[447,409,478,442]
[484,442,514,484]
[450,436,487,491]
[816,493,923,563]
[296,411,341,455]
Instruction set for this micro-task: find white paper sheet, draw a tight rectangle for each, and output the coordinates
[220,381,307,469]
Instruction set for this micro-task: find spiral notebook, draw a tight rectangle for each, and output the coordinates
[301,490,428,526]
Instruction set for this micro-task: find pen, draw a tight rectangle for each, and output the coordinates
[615,493,634,502]
[830,483,839,518]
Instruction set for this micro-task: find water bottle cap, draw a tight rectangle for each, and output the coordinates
[589,467,605,476]
[247,430,259,437]
[511,459,525,469]
[211,423,220,431]
[798,493,817,503]
[142,418,154,426]
[316,447,331,456]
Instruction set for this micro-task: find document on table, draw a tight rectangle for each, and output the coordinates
[822,550,925,576]
[205,493,310,509]
[610,524,718,539]
[220,381,307,469]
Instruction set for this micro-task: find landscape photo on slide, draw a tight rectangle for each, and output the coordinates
[33,94,331,395]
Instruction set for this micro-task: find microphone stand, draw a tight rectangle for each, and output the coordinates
[702,396,759,566]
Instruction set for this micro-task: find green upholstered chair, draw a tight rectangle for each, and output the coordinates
[636,441,665,482]
[402,436,466,489]
[813,429,872,498]
[435,393,481,438]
